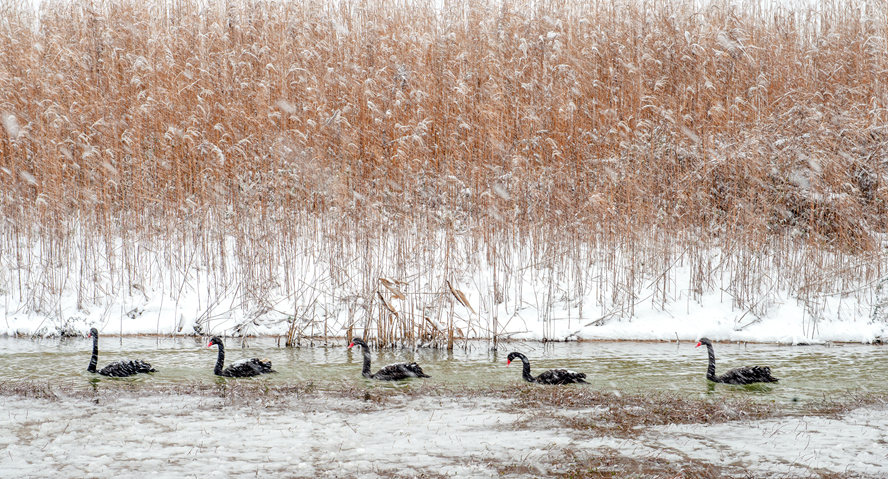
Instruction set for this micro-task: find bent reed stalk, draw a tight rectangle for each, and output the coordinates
[0,0,885,344]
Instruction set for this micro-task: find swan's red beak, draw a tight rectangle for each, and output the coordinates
[695,341,702,348]
[348,342,354,348]
[207,342,212,347]
[506,359,511,366]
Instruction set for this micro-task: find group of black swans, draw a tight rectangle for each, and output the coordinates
[86,329,779,385]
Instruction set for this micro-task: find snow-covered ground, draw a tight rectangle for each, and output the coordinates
[0,244,888,344]
[646,409,888,476]
[1,393,885,478]
[0,395,561,478]
[1,233,885,343]
[3,290,883,343]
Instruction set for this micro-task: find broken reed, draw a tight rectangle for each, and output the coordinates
[0,0,885,340]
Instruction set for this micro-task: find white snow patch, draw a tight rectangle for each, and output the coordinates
[1,394,884,477]
[0,395,565,477]
[0,233,883,344]
[638,408,888,476]
[2,111,22,139]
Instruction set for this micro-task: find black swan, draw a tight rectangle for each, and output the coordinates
[506,352,587,385]
[348,338,430,380]
[207,336,275,377]
[696,337,778,385]
[87,328,156,377]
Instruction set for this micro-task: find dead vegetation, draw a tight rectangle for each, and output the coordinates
[0,0,886,341]
[501,385,778,436]
[0,378,780,424]
[552,449,884,479]
[803,391,888,418]
[4,377,884,426]
[0,380,61,401]
[549,448,734,479]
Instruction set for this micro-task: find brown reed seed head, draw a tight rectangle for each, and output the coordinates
[0,1,884,341]
[0,1,884,245]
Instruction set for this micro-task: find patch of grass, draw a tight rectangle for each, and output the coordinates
[3,379,887,432]
[0,379,324,407]
[0,380,60,401]
[802,391,888,418]
[498,385,777,436]
[550,448,734,479]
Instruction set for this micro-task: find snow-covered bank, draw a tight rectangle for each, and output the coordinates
[2,286,884,343]
[1,232,885,343]
[572,291,887,344]
[0,395,563,478]
[628,408,888,477]
[2,393,885,478]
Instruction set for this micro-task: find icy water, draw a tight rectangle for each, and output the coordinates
[1,336,886,402]
[2,337,887,477]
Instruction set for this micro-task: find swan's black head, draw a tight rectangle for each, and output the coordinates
[88,327,98,338]
[207,336,223,348]
[696,337,712,348]
[506,351,524,365]
[348,338,367,349]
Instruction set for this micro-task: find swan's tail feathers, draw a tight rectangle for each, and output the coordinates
[256,358,275,373]
[752,366,779,382]
[406,363,430,378]
[135,360,157,373]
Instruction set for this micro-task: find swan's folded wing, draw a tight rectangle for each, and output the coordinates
[373,362,429,380]
[536,368,587,384]
[98,359,155,377]
[720,366,778,384]
[224,358,275,377]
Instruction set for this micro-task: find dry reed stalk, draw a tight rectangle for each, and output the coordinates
[0,0,885,342]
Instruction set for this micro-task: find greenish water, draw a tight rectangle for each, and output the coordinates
[1,336,886,402]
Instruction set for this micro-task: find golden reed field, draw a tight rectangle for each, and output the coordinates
[0,0,885,338]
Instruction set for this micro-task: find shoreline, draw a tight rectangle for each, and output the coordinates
[2,333,885,345]
[2,377,886,417]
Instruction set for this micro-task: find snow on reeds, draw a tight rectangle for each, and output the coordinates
[0,0,885,342]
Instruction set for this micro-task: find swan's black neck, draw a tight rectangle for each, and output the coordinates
[704,343,717,381]
[514,353,535,382]
[87,335,98,373]
[214,343,225,375]
[355,342,373,378]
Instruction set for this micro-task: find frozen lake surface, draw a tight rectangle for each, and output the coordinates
[1,338,886,477]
